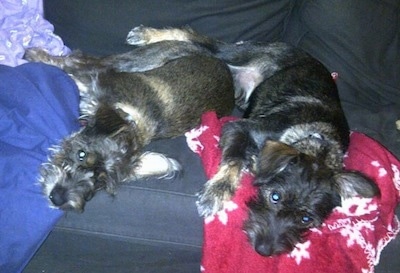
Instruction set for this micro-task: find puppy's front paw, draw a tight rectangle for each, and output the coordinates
[196,179,235,218]
[126,26,157,46]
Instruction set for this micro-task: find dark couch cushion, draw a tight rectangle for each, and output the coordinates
[24,229,201,273]
[44,0,291,56]
[284,0,400,158]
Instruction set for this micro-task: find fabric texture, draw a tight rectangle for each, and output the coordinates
[24,229,202,273]
[44,0,291,56]
[0,63,79,273]
[186,112,400,273]
[0,0,70,67]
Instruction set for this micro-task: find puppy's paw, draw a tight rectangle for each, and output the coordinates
[126,26,157,46]
[133,152,182,180]
[196,178,236,217]
[24,47,51,62]
[126,26,191,46]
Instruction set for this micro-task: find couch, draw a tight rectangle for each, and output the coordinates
[2,0,398,272]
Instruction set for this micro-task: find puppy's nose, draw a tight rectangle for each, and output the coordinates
[49,185,68,207]
[255,242,274,256]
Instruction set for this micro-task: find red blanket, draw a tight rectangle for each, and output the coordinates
[185,112,400,273]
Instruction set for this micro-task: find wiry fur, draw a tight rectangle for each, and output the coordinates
[124,26,380,256]
[25,45,235,212]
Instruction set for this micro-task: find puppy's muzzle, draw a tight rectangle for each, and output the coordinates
[49,185,95,207]
[49,184,69,207]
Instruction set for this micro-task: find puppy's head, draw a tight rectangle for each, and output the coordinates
[244,141,379,256]
[39,123,140,212]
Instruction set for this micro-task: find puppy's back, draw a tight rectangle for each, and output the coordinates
[97,55,235,139]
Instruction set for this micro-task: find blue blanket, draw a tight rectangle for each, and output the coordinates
[0,63,79,272]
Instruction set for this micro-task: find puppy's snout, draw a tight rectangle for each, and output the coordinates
[254,238,290,257]
[255,241,274,256]
[49,185,68,207]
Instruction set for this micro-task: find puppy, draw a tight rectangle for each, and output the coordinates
[124,26,380,256]
[24,44,235,211]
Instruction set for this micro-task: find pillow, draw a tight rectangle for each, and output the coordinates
[0,63,79,273]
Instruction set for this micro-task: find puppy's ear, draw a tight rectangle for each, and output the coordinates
[255,141,299,184]
[334,171,380,199]
[94,104,129,135]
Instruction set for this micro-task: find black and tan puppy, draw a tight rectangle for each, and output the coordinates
[25,45,234,211]
[124,26,380,256]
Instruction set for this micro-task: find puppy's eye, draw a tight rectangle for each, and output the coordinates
[270,191,281,204]
[301,215,313,225]
[78,150,87,162]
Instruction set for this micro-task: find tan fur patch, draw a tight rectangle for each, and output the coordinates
[131,152,181,180]
[136,75,174,107]
[114,102,157,143]
[211,161,243,193]
[143,28,191,43]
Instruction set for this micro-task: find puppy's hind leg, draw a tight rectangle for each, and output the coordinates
[24,48,64,66]
[126,26,214,47]
[24,48,100,71]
